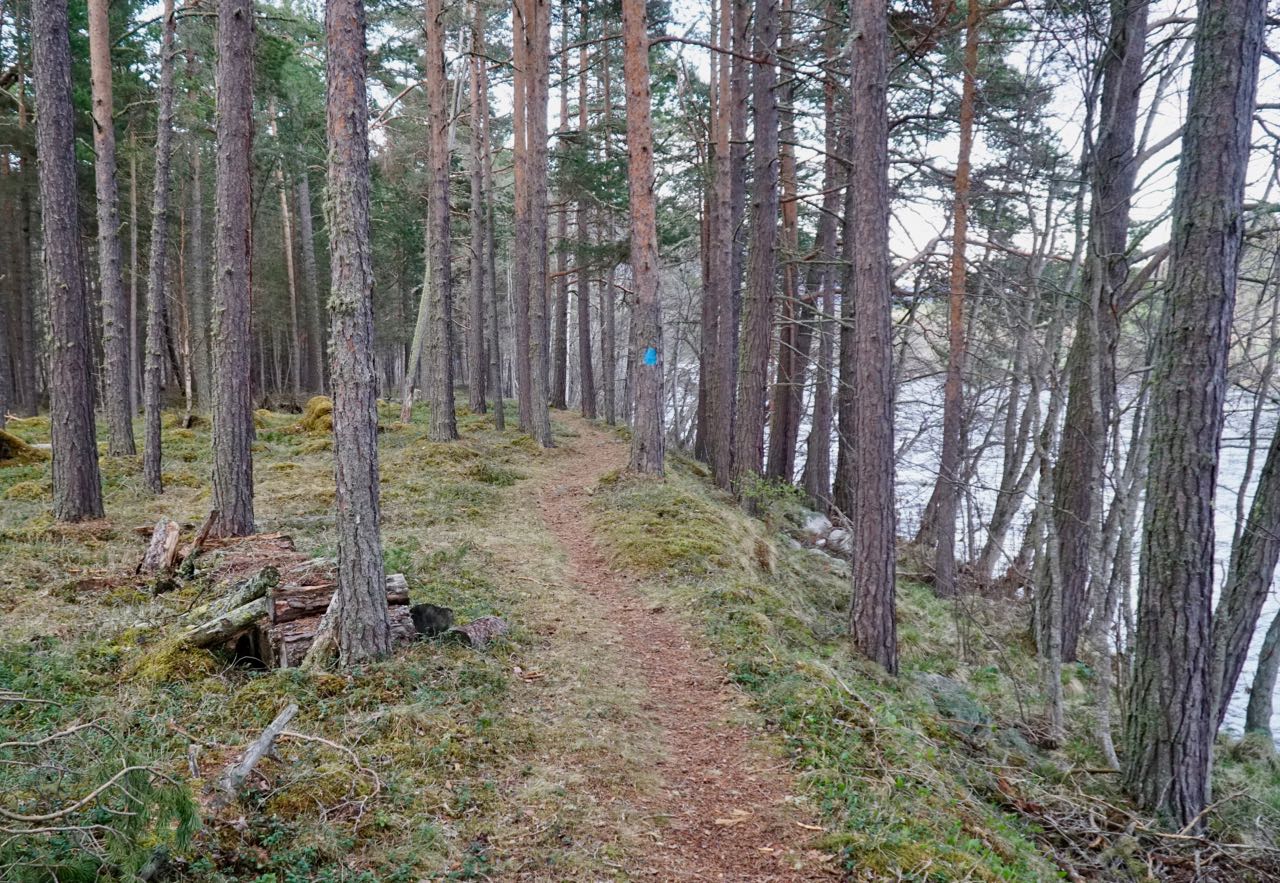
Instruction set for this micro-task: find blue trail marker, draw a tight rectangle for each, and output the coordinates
[643,346,658,366]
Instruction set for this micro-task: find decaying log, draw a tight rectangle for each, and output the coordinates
[137,518,181,575]
[182,598,269,648]
[180,566,280,627]
[449,615,509,649]
[208,703,298,810]
[268,573,409,625]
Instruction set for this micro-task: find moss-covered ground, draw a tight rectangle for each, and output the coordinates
[3,409,1279,881]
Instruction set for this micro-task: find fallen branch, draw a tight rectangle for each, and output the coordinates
[208,703,298,811]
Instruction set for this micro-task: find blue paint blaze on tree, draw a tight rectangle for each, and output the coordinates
[643,346,658,366]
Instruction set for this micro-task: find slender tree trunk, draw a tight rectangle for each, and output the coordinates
[843,0,896,674]
[576,0,596,419]
[467,4,488,415]
[525,0,554,446]
[765,0,803,483]
[800,26,842,508]
[478,47,504,431]
[88,0,136,456]
[425,0,458,441]
[1052,0,1149,662]
[927,0,979,598]
[1245,607,1280,739]
[1211,431,1280,730]
[512,2,534,432]
[188,142,213,408]
[143,0,178,494]
[550,7,570,411]
[129,131,141,414]
[268,102,303,404]
[325,0,392,664]
[296,173,325,393]
[34,0,105,521]
[621,0,663,474]
[1123,0,1265,830]
[210,0,257,536]
[731,0,779,499]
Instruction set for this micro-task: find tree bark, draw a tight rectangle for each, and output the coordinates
[621,0,663,474]
[189,140,213,409]
[326,0,392,664]
[424,0,458,441]
[842,0,897,674]
[34,0,105,521]
[211,0,257,536]
[1122,0,1265,830]
[142,0,178,494]
[731,0,779,500]
[512,2,534,432]
[88,0,136,456]
[267,102,303,403]
[551,7,570,412]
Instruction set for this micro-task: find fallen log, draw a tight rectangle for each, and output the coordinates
[268,573,409,625]
[180,567,280,627]
[449,615,509,649]
[182,598,269,649]
[137,518,181,575]
[208,703,298,811]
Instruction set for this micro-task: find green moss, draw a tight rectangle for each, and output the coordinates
[5,479,49,501]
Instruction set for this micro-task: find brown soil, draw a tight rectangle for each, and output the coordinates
[537,415,837,881]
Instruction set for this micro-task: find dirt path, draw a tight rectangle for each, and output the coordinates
[535,415,834,881]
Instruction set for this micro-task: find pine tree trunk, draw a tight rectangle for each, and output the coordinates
[34,0,105,521]
[129,132,141,414]
[143,0,178,494]
[296,173,326,393]
[550,6,570,412]
[512,4,534,432]
[800,22,842,507]
[1245,608,1280,739]
[425,0,458,442]
[477,47,504,431]
[621,0,663,474]
[188,141,213,408]
[1051,0,1148,662]
[467,6,488,416]
[268,103,303,404]
[525,0,554,447]
[928,0,979,599]
[88,0,136,456]
[842,0,896,674]
[210,0,257,537]
[1122,0,1265,830]
[731,0,779,499]
[576,0,596,420]
[325,0,392,665]
[703,0,735,489]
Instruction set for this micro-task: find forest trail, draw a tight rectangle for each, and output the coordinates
[532,414,833,881]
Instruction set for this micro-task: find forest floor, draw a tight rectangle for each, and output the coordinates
[3,404,1280,882]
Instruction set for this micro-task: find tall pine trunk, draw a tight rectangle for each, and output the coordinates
[1122,0,1266,829]
[1051,0,1149,662]
[621,0,662,474]
[525,0,554,446]
[425,0,458,441]
[576,0,596,420]
[210,0,257,536]
[143,0,178,494]
[88,0,136,456]
[297,173,326,393]
[325,0,392,664]
[34,0,105,521]
[467,4,488,416]
[843,0,897,673]
[731,0,779,500]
